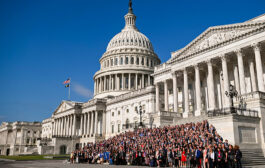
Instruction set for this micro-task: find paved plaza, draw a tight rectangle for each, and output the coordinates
[0,159,264,168]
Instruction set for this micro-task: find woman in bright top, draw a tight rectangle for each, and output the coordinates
[207,148,215,168]
[216,147,224,168]
[181,148,187,167]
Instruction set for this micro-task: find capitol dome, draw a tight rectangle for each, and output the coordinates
[93,0,160,99]
[106,26,154,52]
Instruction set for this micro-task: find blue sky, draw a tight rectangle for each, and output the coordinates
[0,0,264,123]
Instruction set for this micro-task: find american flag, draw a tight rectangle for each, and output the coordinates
[63,78,70,84]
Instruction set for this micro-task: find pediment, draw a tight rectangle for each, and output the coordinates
[53,101,75,115]
[171,21,265,60]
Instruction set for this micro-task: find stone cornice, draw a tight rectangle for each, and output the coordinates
[94,68,154,79]
[100,48,159,61]
[82,98,107,109]
[106,86,155,105]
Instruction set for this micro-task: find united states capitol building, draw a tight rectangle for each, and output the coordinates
[1,1,265,157]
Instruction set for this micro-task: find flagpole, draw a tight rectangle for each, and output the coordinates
[68,78,71,101]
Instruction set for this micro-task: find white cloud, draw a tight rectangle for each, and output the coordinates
[72,83,93,98]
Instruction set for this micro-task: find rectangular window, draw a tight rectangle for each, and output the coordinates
[112,125,114,133]
[125,57,129,64]
[118,124,120,133]
[120,57,123,65]
[115,58,118,65]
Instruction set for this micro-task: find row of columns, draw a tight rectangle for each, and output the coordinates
[79,111,102,137]
[53,114,76,137]
[156,43,264,118]
[95,73,152,94]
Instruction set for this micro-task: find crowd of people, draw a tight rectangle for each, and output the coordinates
[70,120,243,168]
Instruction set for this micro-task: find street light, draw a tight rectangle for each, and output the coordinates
[136,105,145,127]
[225,84,238,113]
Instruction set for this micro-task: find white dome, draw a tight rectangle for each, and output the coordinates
[106,8,154,52]
[106,29,154,52]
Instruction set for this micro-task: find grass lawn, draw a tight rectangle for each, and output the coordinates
[0,154,70,161]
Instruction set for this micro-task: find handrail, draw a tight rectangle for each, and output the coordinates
[207,107,259,118]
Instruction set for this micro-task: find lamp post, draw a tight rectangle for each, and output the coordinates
[225,84,238,113]
[136,105,145,127]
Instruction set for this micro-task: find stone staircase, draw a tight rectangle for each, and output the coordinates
[241,148,265,167]
[173,114,209,125]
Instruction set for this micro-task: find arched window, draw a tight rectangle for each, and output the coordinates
[141,57,144,65]
[120,57,123,65]
[115,58,118,65]
[125,57,129,64]
[111,59,113,66]
[151,60,153,67]
[147,58,149,66]
[136,57,139,65]
[126,119,130,129]
[131,57,134,64]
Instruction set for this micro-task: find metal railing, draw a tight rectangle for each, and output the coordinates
[207,107,259,118]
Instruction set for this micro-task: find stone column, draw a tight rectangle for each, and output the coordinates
[183,68,189,117]
[102,111,106,135]
[236,49,246,94]
[207,60,216,110]
[58,118,61,136]
[87,112,90,136]
[111,75,114,90]
[69,115,72,136]
[56,118,59,136]
[52,120,55,136]
[142,74,145,88]
[148,75,151,86]
[164,80,169,111]
[249,57,257,92]
[128,73,131,90]
[72,114,76,136]
[156,83,160,112]
[104,76,106,91]
[97,78,100,93]
[252,43,265,92]
[234,65,240,94]
[173,72,178,113]
[109,75,111,91]
[83,113,87,136]
[90,112,94,136]
[195,64,202,116]
[94,111,98,136]
[66,116,69,136]
[221,55,230,107]
[135,73,138,90]
[94,81,96,95]
[115,74,119,90]
[80,114,83,136]
[63,117,67,136]
[122,73,125,90]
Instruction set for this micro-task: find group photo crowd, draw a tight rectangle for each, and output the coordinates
[70,121,243,168]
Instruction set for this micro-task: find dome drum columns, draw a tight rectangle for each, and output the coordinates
[94,73,153,97]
